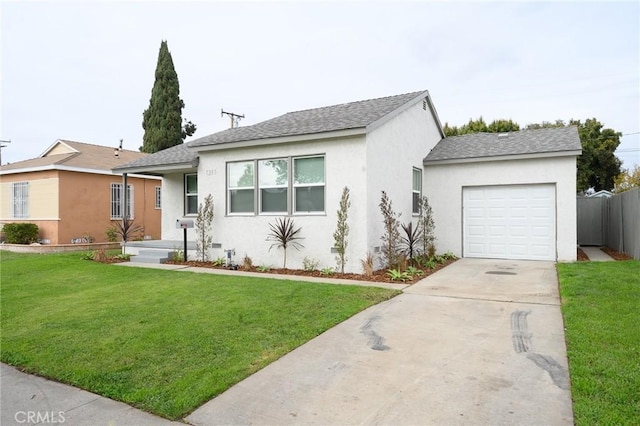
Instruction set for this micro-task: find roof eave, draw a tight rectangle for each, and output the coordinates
[192,128,366,152]
[112,159,199,175]
[423,149,582,166]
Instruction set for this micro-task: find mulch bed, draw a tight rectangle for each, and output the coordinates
[600,246,633,261]
[577,247,589,262]
[165,258,458,285]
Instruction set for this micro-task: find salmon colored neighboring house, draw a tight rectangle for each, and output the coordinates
[0,140,161,244]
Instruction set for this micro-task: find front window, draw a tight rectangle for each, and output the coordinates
[155,186,161,209]
[259,158,288,213]
[185,174,198,215]
[294,156,325,213]
[12,182,29,218]
[228,161,255,214]
[110,183,133,219]
[412,168,422,214]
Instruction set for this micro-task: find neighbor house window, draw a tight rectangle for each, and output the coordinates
[155,186,161,209]
[185,174,198,215]
[259,158,288,213]
[294,156,325,213]
[11,182,29,218]
[228,161,255,214]
[412,168,422,214]
[110,183,133,219]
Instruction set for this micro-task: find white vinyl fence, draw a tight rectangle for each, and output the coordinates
[577,188,640,260]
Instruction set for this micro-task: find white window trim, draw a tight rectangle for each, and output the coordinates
[185,174,198,216]
[412,167,422,215]
[110,183,134,220]
[12,182,29,219]
[155,186,161,209]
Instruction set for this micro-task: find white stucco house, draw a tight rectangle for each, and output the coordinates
[114,90,581,271]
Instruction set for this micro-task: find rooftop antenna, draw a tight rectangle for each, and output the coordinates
[115,139,123,158]
[0,139,11,165]
[221,109,244,129]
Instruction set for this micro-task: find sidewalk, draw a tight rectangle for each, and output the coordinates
[580,246,615,261]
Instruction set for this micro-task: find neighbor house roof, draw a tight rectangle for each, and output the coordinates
[0,140,149,175]
[423,126,582,164]
[113,90,441,173]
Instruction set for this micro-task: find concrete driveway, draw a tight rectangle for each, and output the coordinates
[187,258,573,425]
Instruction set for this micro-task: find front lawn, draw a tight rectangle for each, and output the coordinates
[557,260,640,425]
[0,251,399,419]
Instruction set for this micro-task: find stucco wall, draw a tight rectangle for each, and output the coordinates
[366,100,443,265]
[161,137,368,272]
[423,156,578,261]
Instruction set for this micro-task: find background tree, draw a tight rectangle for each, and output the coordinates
[444,116,623,192]
[141,40,196,153]
[614,165,640,193]
[443,117,519,136]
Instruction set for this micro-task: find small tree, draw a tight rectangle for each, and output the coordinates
[113,217,144,254]
[333,186,351,274]
[195,194,214,262]
[267,217,304,268]
[379,191,402,269]
[417,196,436,256]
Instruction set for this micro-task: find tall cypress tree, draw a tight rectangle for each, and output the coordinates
[141,40,196,153]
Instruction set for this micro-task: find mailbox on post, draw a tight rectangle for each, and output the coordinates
[176,219,194,261]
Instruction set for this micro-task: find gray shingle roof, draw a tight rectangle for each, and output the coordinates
[423,126,582,163]
[112,141,197,171]
[113,90,430,172]
[189,90,428,148]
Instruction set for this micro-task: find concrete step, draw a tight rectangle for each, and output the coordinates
[134,250,173,264]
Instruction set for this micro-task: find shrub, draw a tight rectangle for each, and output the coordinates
[212,257,225,267]
[105,227,118,242]
[241,254,253,271]
[303,257,320,272]
[256,265,271,272]
[320,267,335,276]
[2,223,39,244]
[387,269,411,282]
[361,252,374,277]
[400,222,422,263]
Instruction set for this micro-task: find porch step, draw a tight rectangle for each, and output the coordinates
[133,250,173,264]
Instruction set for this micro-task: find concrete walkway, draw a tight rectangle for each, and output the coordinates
[580,246,615,261]
[2,259,573,425]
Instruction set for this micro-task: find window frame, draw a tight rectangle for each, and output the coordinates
[184,174,198,216]
[293,155,325,215]
[11,182,29,219]
[258,157,289,215]
[227,161,256,215]
[110,183,134,220]
[155,186,161,209]
[412,167,422,215]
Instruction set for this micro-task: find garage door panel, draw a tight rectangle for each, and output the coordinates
[463,184,556,261]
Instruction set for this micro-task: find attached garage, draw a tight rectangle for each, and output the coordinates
[423,127,582,262]
[463,184,556,261]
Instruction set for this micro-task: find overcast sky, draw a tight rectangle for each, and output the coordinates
[1,1,639,168]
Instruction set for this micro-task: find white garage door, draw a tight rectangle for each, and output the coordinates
[463,184,556,261]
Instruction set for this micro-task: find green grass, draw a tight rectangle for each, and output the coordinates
[557,260,640,425]
[0,251,399,419]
